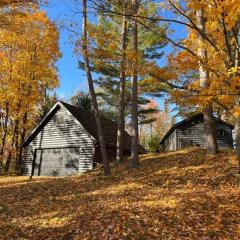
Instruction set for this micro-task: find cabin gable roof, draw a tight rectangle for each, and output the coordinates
[22,101,134,151]
[22,102,63,147]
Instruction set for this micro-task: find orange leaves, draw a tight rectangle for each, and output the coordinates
[0,10,60,112]
[163,0,240,115]
[168,51,198,74]
[0,7,60,169]
[0,149,240,239]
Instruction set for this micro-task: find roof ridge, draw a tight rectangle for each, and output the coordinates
[60,100,118,123]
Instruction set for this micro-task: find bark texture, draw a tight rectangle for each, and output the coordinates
[16,112,28,172]
[234,40,240,173]
[82,0,110,175]
[196,9,218,155]
[0,102,9,175]
[235,114,240,173]
[130,0,139,168]
[116,2,127,164]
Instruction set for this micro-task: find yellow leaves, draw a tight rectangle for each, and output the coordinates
[187,1,203,11]
[233,107,240,117]
[228,67,240,77]
[0,7,60,165]
[167,0,240,112]
[0,9,61,100]
[1,149,240,239]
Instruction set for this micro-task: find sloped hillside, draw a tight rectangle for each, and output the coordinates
[0,149,240,240]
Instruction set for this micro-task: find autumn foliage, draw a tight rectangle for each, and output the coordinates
[0,149,239,239]
[0,5,60,173]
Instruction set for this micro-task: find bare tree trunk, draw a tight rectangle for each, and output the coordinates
[0,102,9,175]
[196,9,218,155]
[116,2,127,164]
[5,119,18,172]
[130,0,139,168]
[235,114,240,173]
[16,112,28,172]
[5,152,12,173]
[82,0,110,175]
[15,121,19,164]
[203,105,218,155]
[234,32,240,173]
[0,157,3,175]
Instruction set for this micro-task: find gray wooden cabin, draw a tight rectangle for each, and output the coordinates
[160,113,234,151]
[22,101,139,176]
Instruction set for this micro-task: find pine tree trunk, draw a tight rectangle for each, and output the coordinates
[196,9,218,155]
[82,0,110,175]
[130,0,139,168]
[116,3,127,164]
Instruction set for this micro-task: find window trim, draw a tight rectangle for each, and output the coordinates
[183,129,194,135]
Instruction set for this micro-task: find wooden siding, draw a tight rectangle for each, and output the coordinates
[163,129,177,151]
[22,146,34,176]
[22,107,95,176]
[161,118,233,151]
[177,122,206,148]
[176,121,233,150]
[215,122,233,149]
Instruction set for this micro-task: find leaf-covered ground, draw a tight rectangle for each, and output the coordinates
[0,149,240,240]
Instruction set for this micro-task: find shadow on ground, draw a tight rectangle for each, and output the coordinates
[0,148,240,240]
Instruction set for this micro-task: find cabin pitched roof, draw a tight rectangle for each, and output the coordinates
[60,101,133,150]
[23,101,143,152]
[160,113,234,145]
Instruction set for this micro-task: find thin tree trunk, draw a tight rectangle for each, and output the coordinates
[196,9,218,155]
[15,121,19,165]
[5,119,18,172]
[235,114,240,173]
[0,102,9,175]
[0,157,3,175]
[116,2,127,164]
[5,152,12,173]
[17,112,28,172]
[234,33,240,173]
[130,0,139,168]
[82,0,110,175]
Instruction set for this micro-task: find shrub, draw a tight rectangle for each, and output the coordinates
[146,135,160,153]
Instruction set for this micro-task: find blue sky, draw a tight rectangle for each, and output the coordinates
[42,1,187,113]
[42,0,87,99]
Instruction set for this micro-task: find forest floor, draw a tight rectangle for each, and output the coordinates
[0,148,240,240]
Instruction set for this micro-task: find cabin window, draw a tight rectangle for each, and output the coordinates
[183,129,194,135]
[54,113,65,125]
[218,130,225,137]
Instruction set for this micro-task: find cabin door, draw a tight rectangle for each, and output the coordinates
[33,148,80,176]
